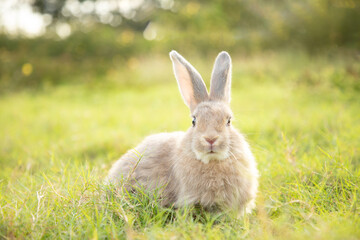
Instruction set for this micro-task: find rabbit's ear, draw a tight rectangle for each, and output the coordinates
[170,50,209,112]
[209,51,232,103]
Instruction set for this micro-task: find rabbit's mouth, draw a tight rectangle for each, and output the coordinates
[208,144,221,154]
[193,147,230,164]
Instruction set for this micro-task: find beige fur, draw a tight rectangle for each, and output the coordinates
[106,51,259,215]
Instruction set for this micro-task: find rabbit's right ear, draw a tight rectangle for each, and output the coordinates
[170,50,208,112]
[209,51,232,103]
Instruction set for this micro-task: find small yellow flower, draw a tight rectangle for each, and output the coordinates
[22,63,33,76]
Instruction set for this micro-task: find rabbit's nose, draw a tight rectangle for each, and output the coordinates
[205,137,218,145]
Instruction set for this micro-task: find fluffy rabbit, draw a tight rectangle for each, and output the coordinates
[106,51,259,215]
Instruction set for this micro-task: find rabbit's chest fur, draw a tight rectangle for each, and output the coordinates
[174,155,253,208]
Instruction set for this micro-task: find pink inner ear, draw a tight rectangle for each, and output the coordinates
[173,60,194,108]
[180,81,195,108]
[170,51,209,111]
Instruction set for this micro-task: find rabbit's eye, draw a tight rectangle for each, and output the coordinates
[227,118,231,126]
[192,117,196,127]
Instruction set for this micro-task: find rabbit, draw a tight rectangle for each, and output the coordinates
[106,50,259,216]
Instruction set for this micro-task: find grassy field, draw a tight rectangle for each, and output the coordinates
[0,51,359,239]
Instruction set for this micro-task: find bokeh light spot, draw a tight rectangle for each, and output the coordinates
[143,22,157,40]
[22,63,33,76]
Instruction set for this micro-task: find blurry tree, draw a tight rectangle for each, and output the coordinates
[32,0,66,19]
[153,0,360,51]
[1,0,359,91]
[31,0,164,25]
[22,0,360,52]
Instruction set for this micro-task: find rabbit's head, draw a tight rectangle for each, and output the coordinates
[170,51,235,164]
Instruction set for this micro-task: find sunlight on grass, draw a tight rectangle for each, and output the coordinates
[0,52,359,239]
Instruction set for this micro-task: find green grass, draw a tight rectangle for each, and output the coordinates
[0,51,359,239]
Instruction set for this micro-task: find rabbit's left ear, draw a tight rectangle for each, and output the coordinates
[170,50,209,112]
[209,51,232,103]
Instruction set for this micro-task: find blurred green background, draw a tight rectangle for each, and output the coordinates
[1,0,359,91]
